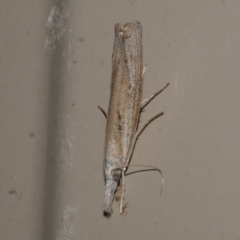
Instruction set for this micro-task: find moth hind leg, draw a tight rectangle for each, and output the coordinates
[136,112,164,140]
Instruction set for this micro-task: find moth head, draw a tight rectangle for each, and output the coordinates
[115,23,130,38]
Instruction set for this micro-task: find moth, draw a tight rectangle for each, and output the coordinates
[99,21,169,217]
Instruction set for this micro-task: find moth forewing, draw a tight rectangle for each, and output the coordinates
[102,21,169,217]
[103,21,143,217]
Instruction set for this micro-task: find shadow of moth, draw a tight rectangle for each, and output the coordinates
[99,21,169,217]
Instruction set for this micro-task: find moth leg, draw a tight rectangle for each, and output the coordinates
[141,83,169,111]
[98,105,107,119]
[136,112,164,140]
[126,112,164,167]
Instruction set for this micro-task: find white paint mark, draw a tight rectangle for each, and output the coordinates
[56,205,79,240]
[45,3,68,51]
[55,113,76,171]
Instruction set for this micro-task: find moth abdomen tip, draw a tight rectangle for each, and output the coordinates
[103,207,113,218]
[103,211,112,218]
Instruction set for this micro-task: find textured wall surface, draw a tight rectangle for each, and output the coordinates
[1,1,240,239]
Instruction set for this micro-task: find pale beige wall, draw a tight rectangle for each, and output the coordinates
[1,1,240,239]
